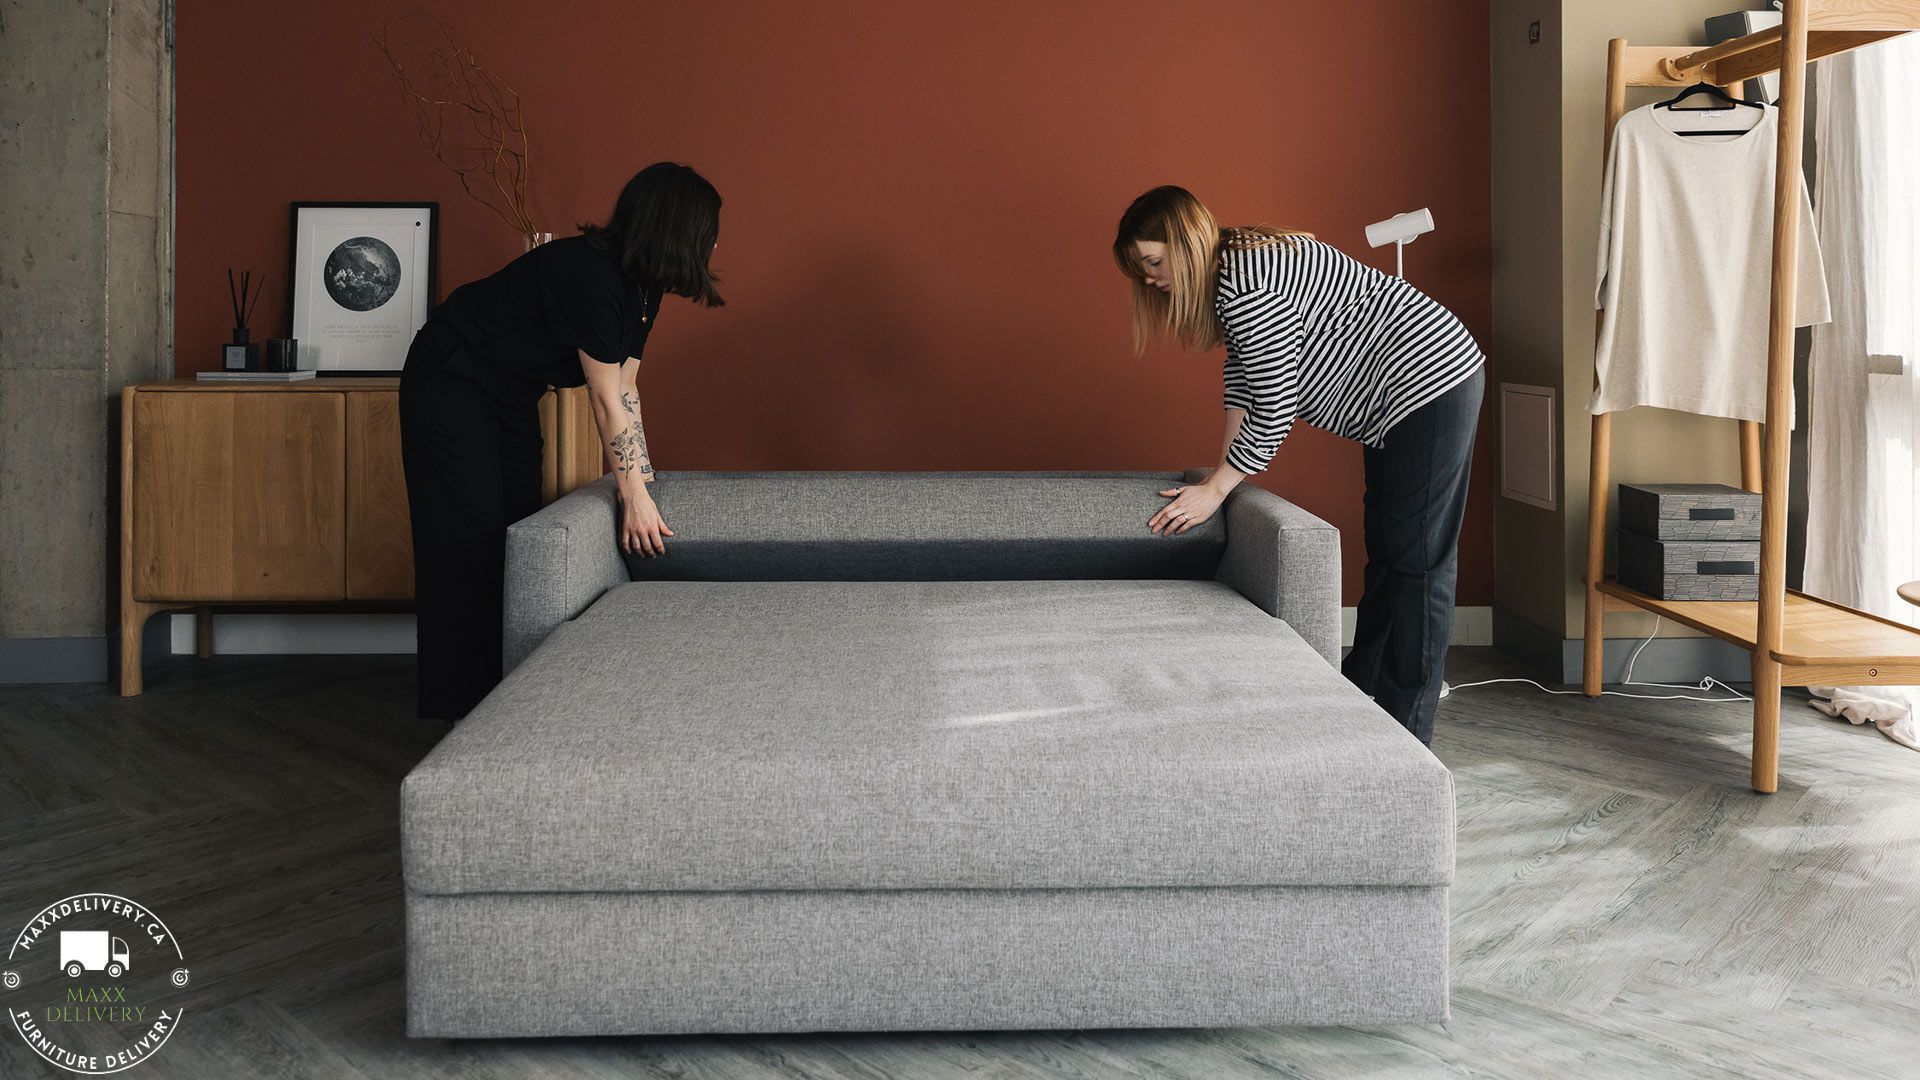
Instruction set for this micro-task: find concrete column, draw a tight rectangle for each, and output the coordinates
[0,0,173,682]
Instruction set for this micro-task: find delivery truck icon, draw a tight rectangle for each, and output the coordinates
[59,930,130,978]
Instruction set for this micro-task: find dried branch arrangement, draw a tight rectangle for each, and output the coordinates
[374,11,537,243]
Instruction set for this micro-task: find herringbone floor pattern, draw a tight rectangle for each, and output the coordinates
[2,649,1916,1078]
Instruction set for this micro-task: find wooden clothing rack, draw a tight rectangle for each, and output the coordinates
[1583,1,1920,794]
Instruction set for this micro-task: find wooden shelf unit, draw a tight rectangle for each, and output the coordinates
[1582,2,1920,793]
[1595,580,1920,685]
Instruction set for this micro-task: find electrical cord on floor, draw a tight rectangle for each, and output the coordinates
[1440,616,1753,703]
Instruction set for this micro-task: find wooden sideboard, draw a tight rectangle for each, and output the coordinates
[118,379,605,695]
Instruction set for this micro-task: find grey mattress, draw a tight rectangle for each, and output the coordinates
[402,579,1453,896]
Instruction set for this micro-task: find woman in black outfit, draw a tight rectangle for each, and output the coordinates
[400,162,724,722]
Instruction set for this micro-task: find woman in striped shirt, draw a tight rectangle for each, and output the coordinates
[1113,185,1484,745]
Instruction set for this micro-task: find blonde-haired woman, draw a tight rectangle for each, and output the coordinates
[1113,185,1483,745]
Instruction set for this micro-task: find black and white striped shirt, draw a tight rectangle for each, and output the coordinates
[1214,239,1484,475]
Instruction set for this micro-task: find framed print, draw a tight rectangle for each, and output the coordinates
[289,202,438,375]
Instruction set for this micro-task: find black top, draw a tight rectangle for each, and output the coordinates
[431,234,663,393]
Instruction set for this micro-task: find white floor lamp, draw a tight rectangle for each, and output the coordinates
[1366,208,1435,278]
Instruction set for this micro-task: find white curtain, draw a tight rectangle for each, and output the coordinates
[1807,37,1920,751]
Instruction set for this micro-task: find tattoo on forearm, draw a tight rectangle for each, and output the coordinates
[612,388,652,477]
[610,425,640,474]
[609,419,653,478]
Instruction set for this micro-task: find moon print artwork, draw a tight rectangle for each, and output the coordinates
[324,236,403,312]
[291,203,438,373]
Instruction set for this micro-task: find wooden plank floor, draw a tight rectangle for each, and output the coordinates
[2,649,1917,1079]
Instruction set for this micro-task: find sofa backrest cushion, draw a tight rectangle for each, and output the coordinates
[623,471,1226,582]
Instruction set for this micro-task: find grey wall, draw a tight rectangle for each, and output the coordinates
[1492,1,1773,676]
[0,0,173,681]
[1489,1,1565,637]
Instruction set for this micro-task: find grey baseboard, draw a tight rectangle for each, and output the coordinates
[0,619,171,684]
[1491,609,1753,686]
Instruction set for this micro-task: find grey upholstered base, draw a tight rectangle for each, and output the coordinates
[406,884,1450,1038]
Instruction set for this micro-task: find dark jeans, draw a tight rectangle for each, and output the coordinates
[1341,366,1484,744]
[399,319,545,721]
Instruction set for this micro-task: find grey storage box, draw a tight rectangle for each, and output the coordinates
[1618,529,1759,601]
[1619,483,1760,541]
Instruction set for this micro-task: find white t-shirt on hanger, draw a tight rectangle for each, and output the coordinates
[1591,103,1831,423]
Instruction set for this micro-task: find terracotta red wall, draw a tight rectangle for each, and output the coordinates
[176,0,1494,605]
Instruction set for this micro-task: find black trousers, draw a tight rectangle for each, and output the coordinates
[1341,366,1484,744]
[399,319,545,721]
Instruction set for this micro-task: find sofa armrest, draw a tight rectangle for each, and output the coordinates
[503,475,631,674]
[1188,470,1342,665]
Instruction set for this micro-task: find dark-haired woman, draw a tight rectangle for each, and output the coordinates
[400,162,724,723]
[1111,185,1483,746]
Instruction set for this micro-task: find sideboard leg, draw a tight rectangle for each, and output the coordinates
[119,602,155,697]
[195,607,214,659]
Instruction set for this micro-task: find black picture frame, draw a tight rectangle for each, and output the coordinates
[288,201,440,377]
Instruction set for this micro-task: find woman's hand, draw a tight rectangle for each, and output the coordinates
[1150,481,1228,535]
[619,486,674,557]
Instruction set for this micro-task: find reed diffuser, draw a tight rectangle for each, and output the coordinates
[223,269,266,371]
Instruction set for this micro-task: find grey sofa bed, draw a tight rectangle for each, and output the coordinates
[401,471,1454,1037]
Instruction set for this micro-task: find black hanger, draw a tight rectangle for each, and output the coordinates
[1654,81,1768,137]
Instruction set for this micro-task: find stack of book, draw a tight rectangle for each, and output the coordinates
[1616,483,1762,601]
